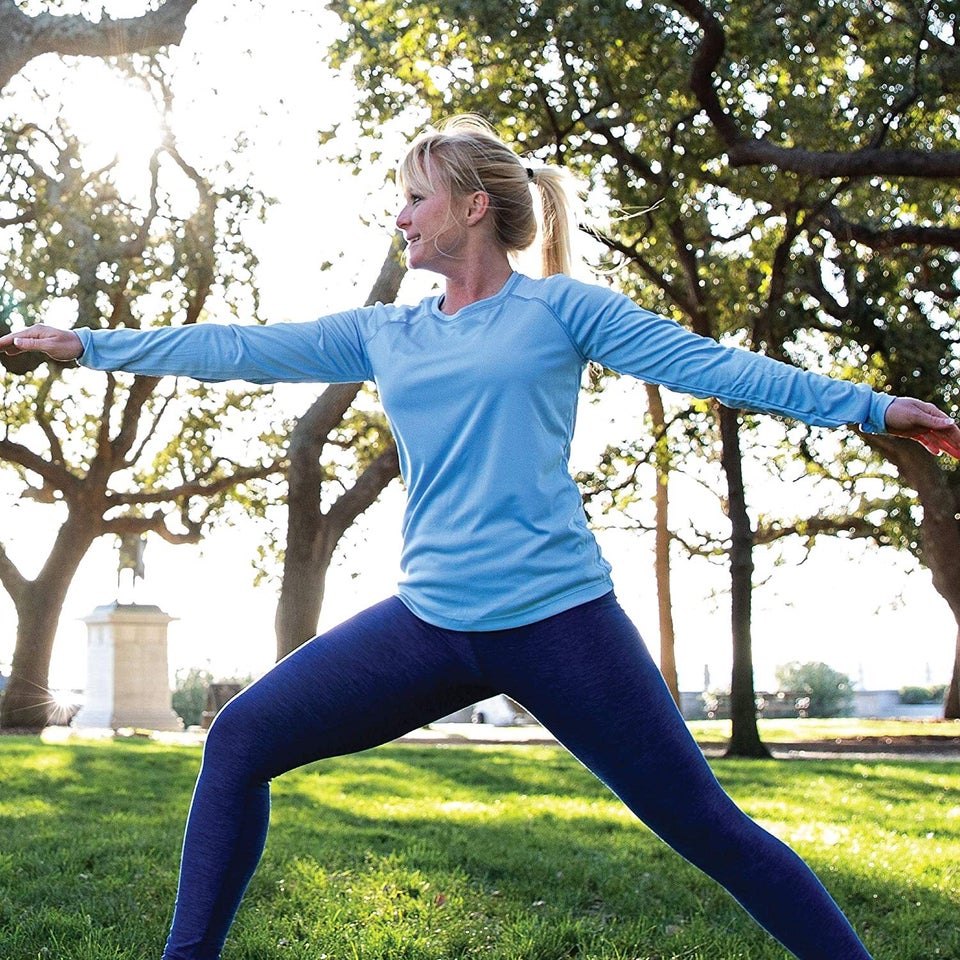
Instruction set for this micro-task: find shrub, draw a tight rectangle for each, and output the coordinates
[171,666,214,728]
[774,661,855,718]
[899,684,948,705]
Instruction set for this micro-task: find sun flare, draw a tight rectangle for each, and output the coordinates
[57,62,166,197]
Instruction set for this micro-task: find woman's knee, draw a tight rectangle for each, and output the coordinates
[202,686,270,769]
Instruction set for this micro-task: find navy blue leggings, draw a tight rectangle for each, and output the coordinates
[162,593,872,959]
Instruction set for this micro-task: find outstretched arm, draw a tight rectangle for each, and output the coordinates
[883,397,960,459]
[0,324,83,362]
[1,316,374,385]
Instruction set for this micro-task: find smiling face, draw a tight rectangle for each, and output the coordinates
[395,180,466,274]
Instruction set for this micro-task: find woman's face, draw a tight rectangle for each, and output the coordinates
[395,179,467,274]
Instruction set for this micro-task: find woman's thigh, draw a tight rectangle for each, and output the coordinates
[207,597,496,780]
[477,593,736,843]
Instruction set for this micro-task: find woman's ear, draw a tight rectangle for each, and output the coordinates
[464,190,491,225]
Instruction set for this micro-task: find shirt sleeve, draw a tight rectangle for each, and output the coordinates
[559,282,893,434]
[75,312,375,385]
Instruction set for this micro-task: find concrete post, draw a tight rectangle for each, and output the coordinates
[72,602,182,732]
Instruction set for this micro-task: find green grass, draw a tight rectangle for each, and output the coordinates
[1,736,957,960]
[687,717,960,744]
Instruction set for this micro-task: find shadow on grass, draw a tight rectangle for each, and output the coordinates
[1,738,957,960]
[259,745,959,959]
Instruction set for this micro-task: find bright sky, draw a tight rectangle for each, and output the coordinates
[0,1,955,699]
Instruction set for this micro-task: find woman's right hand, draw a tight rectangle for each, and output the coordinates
[0,324,83,362]
[884,396,960,459]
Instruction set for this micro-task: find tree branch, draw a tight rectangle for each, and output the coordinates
[0,538,29,602]
[102,511,202,545]
[815,207,960,252]
[0,0,198,92]
[668,0,960,179]
[728,141,960,180]
[0,437,79,497]
[584,226,696,315]
[106,459,285,508]
[754,514,891,547]
[325,441,400,542]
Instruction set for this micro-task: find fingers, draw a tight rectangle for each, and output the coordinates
[905,424,960,459]
[0,326,51,355]
[0,326,42,355]
[0,325,83,361]
[921,431,960,459]
[884,397,951,432]
[882,397,960,459]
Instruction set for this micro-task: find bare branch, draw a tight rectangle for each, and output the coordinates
[0,437,79,495]
[0,538,29,602]
[0,0,198,92]
[106,459,284,508]
[815,207,960,252]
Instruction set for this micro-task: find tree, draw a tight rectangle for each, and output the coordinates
[0,73,286,730]
[645,383,680,706]
[274,235,404,660]
[775,661,855,718]
[0,0,197,92]
[722,7,960,715]
[1,3,413,724]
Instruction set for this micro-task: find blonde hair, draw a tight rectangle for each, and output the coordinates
[398,115,576,277]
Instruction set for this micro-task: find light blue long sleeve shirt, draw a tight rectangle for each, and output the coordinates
[77,272,893,630]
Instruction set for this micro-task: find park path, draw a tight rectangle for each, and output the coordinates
[32,721,960,761]
[396,722,960,761]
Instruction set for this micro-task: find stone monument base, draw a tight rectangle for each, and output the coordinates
[72,602,182,732]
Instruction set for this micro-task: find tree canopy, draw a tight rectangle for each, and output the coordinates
[327,0,960,725]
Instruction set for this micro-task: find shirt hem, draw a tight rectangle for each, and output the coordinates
[395,578,615,633]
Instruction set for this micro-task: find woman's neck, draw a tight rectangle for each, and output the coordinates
[440,259,514,315]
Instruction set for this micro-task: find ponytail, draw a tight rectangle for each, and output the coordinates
[528,166,577,277]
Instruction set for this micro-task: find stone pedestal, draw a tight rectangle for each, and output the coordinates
[72,602,182,732]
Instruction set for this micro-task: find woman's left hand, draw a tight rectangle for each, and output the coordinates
[884,397,960,459]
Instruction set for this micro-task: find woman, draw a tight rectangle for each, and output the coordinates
[3,116,958,960]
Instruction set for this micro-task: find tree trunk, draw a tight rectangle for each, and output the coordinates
[275,511,346,661]
[1,517,97,730]
[864,433,960,718]
[274,236,406,660]
[274,381,362,658]
[947,627,960,719]
[645,383,680,706]
[3,594,66,730]
[274,411,401,661]
[719,405,771,758]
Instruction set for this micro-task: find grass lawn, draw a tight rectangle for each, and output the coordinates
[686,717,960,745]
[1,734,957,960]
